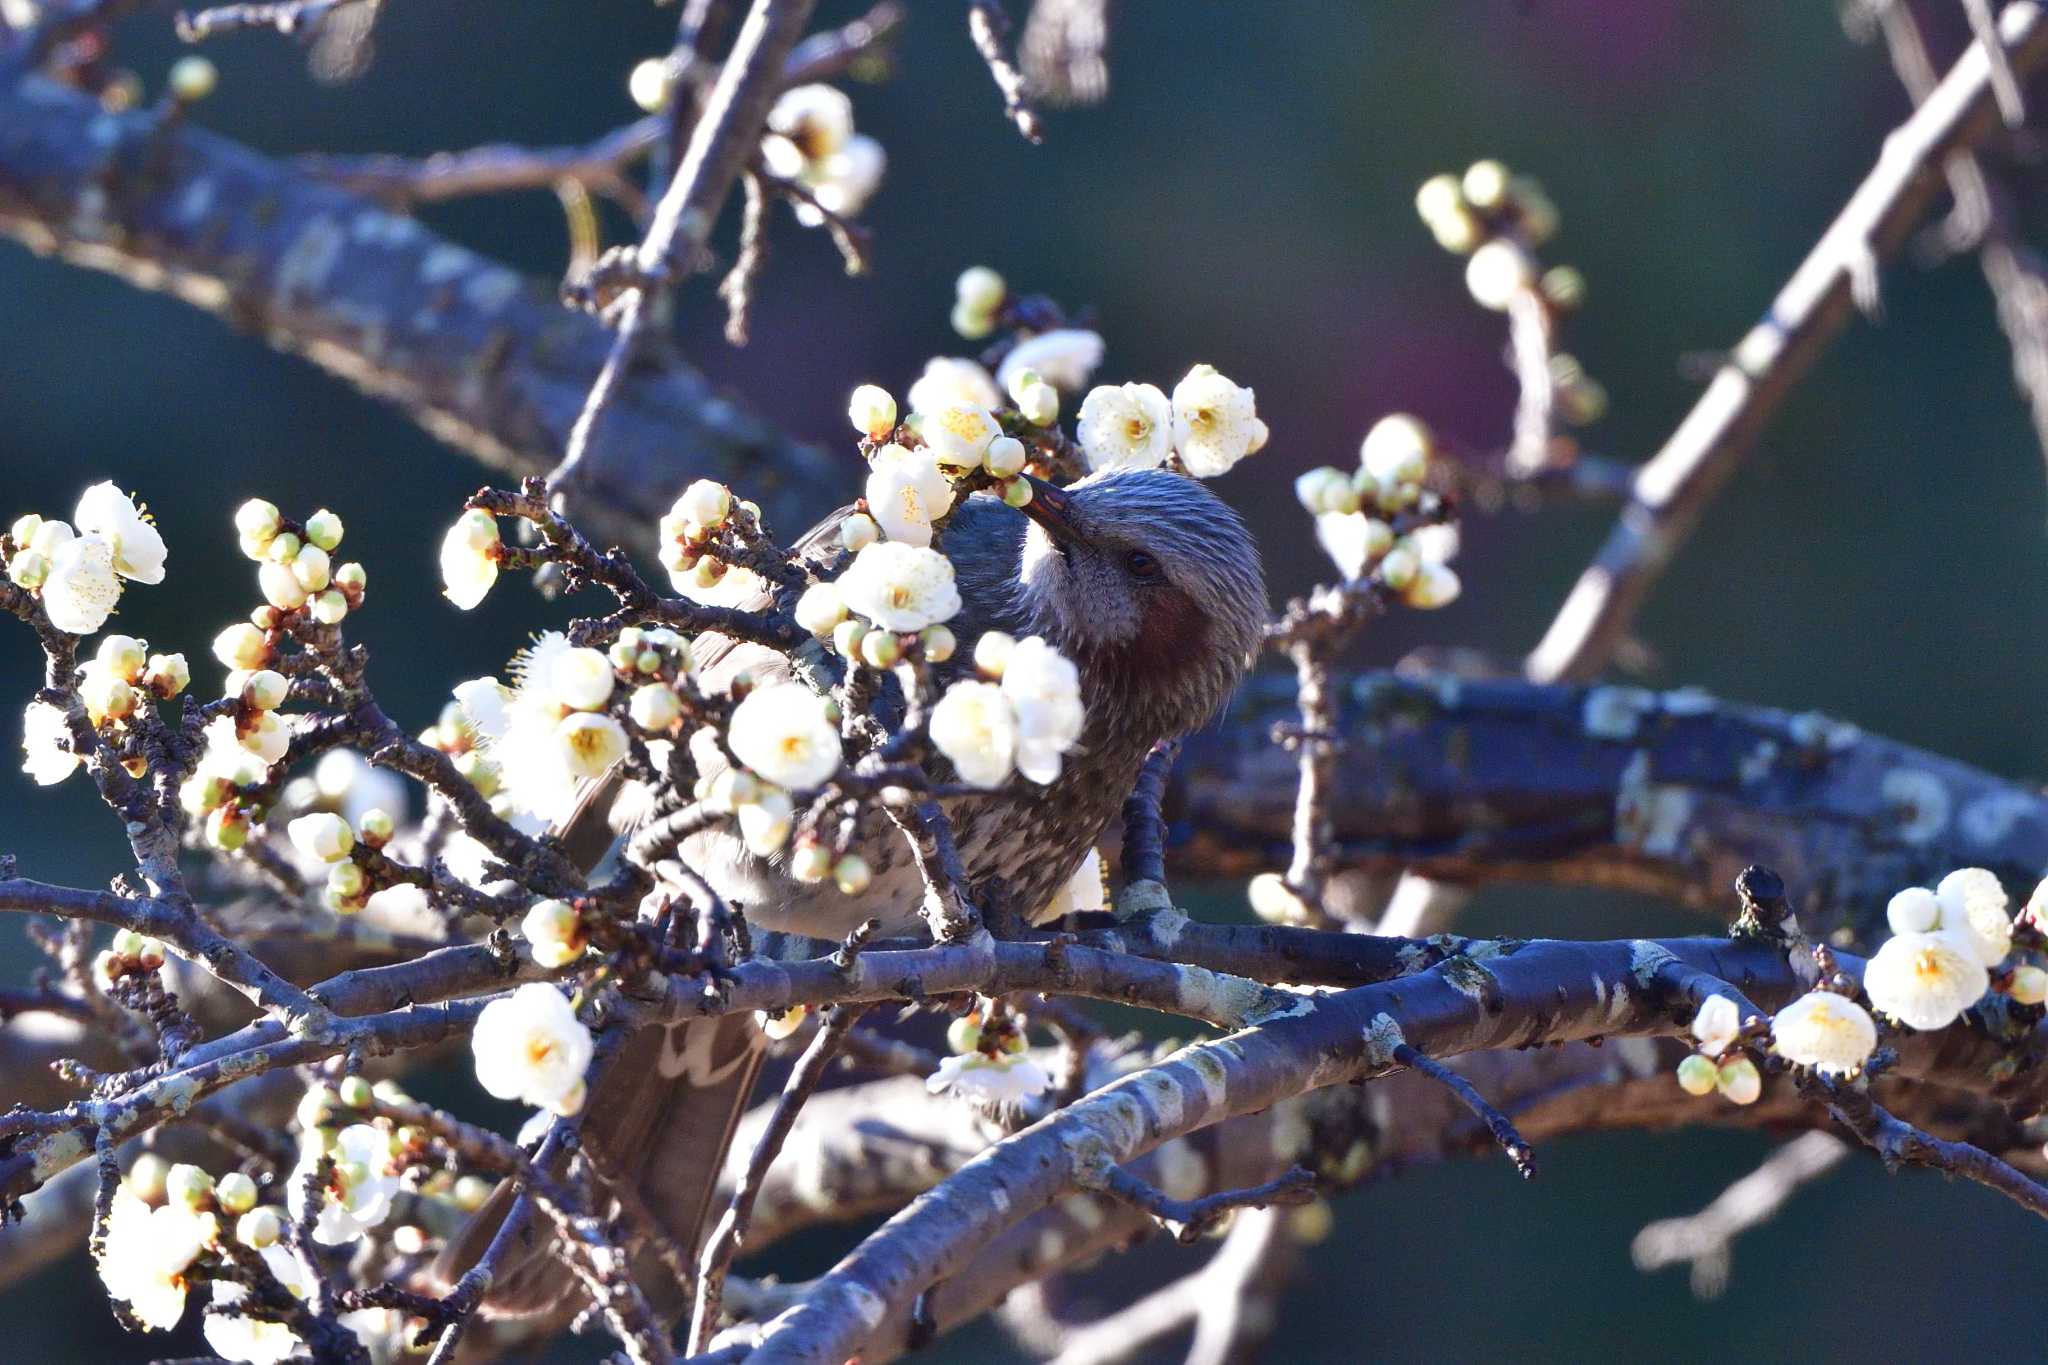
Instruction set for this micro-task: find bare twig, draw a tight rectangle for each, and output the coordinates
[692,1003,870,1353]
[1392,1042,1536,1177]
[1631,1131,1849,1299]
[1095,1163,1316,1244]
[967,1,1045,142]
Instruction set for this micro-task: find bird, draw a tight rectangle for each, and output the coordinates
[433,466,1267,1326]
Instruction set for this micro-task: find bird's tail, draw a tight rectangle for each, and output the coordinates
[431,1011,765,1322]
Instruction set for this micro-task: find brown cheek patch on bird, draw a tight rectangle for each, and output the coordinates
[1129,586,1212,679]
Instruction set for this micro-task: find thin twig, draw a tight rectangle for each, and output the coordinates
[1392,1042,1536,1177]
[967,1,1045,142]
[691,1002,870,1352]
[1631,1131,1848,1299]
[1095,1163,1316,1244]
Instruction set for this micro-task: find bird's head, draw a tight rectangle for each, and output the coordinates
[1013,467,1266,736]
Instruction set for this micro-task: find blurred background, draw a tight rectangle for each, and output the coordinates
[3,1,2045,1359]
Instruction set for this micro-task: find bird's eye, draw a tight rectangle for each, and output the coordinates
[1124,549,1164,583]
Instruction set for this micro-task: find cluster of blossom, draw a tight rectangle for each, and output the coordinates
[22,630,189,784]
[1863,868,2043,1028]
[1294,413,1461,609]
[1676,868,2047,1104]
[285,805,400,914]
[92,1085,450,1359]
[3,483,166,634]
[1674,994,1764,1104]
[926,1005,1053,1106]
[1414,160,1605,426]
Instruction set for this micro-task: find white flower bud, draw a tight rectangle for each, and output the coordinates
[738,788,795,855]
[848,384,897,438]
[356,807,395,847]
[1674,1053,1718,1096]
[1360,414,1433,487]
[840,512,879,551]
[1248,872,1313,925]
[236,1206,283,1248]
[311,590,349,624]
[676,479,732,530]
[1887,886,1941,936]
[795,582,848,636]
[1715,1057,1761,1105]
[289,812,355,864]
[1461,159,1509,210]
[1466,239,1535,310]
[303,508,343,551]
[292,543,332,592]
[790,841,833,883]
[241,669,288,711]
[984,434,1029,478]
[956,266,1006,315]
[97,634,147,683]
[166,1162,214,1209]
[629,57,673,114]
[628,682,682,732]
[257,559,307,610]
[1376,545,1419,591]
[439,509,500,611]
[1402,561,1461,610]
[833,853,872,896]
[2007,965,2048,1006]
[1689,994,1741,1054]
[214,622,269,670]
[168,55,217,102]
[973,630,1016,679]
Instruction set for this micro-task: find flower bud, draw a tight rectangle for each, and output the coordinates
[790,840,833,884]
[80,670,137,724]
[289,811,355,864]
[840,512,879,552]
[303,509,344,552]
[292,543,332,592]
[258,560,308,610]
[214,622,270,671]
[1001,476,1034,508]
[166,1162,214,1209]
[356,807,395,848]
[237,1206,283,1248]
[143,652,190,698]
[326,861,367,901]
[833,853,872,896]
[1414,172,1464,225]
[1461,159,1509,210]
[215,1170,259,1215]
[946,1015,982,1054]
[759,1005,809,1041]
[984,435,1028,479]
[206,804,249,852]
[1016,380,1059,427]
[1675,1053,1718,1096]
[2008,964,2048,1006]
[333,561,367,595]
[833,618,868,664]
[1541,265,1586,310]
[795,582,848,636]
[452,1175,492,1213]
[860,629,904,670]
[242,669,288,711]
[848,384,897,439]
[1402,562,1461,611]
[6,548,49,589]
[677,479,732,530]
[1247,872,1313,926]
[235,499,281,542]
[9,513,44,546]
[629,57,674,114]
[973,630,1015,679]
[266,531,302,565]
[1377,545,1420,592]
[168,54,217,103]
[920,624,957,663]
[955,266,1006,315]
[629,682,682,733]
[951,298,995,340]
[310,590,348,624]
[97,634,148,683]
[1716,1057,1762,1105]
[1466,239,1535,311]
[113,1158,171,1214]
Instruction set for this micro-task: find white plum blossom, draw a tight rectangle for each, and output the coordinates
[75,482,167,585]
[1075,382,1173,471]
[1690,994,1741,1055]
[1863,929,1990,1031]
[296,1122,401,1246]
[916,403,1002,471]
[455,634,621,823]
[20,700,78,785]
[837,541,962,632]
[906,357,1001,416]
[929,679,1019,788]
[1359,414,1433,487]
[727,682,842,790]
[1770,991,1878,1074]
[796,134,885,224]
[865,443,956,547]
[1000,636,1084,783]
[767,83,853,158]
[98,1190,206,1331]
[996,329,1105,394]
[203,1256,306,1365]
[1935,867,2012,967]
[927,1052,1052,1106]
[794,581,848,636]
[439,509,501,610]
[473,983,593,1115]
[1170,364,1267,477]
[43,532,123,634]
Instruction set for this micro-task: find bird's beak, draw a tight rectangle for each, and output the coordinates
[1019,474,1081,547]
